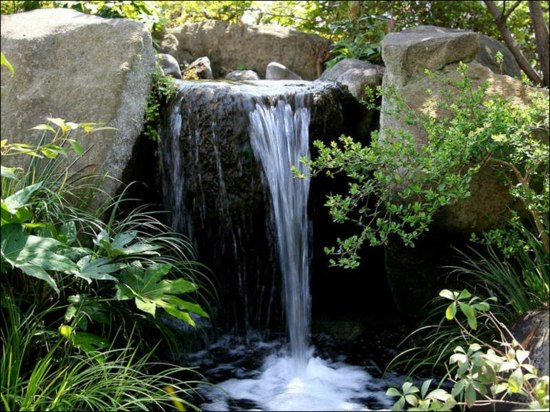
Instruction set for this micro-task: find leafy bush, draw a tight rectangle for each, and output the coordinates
[386,289,549,411]
[304,62,549,269]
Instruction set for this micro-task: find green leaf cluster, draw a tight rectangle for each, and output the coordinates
[387,290,549,411]
[306,63,549,269]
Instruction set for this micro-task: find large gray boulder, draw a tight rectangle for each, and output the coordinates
[1,8,155,201]
[319,58,384,100]
[379,26,533,234]
[159,20,332,80]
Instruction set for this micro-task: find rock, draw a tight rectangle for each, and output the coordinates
[183,56,213,80]
[319,58,384,100]
[1,8,155,202]
[477,33,522,79]
[156,53,181,79]
[379,26,535,234]
[159,32,178,56]
[381,25,479,87]
[511,310,549,377]
[400,26,521,79]
[225,70,260,81]
[265,62,302,80]
[159,20,331,80]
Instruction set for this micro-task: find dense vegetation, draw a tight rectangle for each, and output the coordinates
[1,1,549,411]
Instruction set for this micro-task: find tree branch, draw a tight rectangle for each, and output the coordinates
[483,0,543,85]
[503,0,523,21]
[528,0,550,87]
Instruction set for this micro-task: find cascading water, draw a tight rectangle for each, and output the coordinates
[162,80,398,411]
[249,97,312,374]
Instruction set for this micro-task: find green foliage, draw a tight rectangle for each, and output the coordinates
[387,289,549,411]
[1,112,210,410]
[1,294,202,411]
[145,63,177,145]
[305,62,549,269]
[449,228,549,317]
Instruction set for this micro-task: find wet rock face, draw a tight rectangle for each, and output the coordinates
[161,80,365,332]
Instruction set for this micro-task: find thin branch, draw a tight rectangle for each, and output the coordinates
[483,0,543,85]
[503,0,523,21]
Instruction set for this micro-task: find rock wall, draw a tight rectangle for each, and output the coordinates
[1,9,155,201]
[159,20,331,80]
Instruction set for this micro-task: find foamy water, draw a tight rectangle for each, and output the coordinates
[186,337,398,411]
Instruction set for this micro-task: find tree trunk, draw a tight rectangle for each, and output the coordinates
[483,0,543,85]
[528,0,550,87]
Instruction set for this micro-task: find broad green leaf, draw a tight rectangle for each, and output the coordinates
[515,349,530,364]
[31,124,56,133]
[392,397,405,411]
[59,221,77,245]
[439,289,455,300]
[162,304,195,326]
[402,381,419,394]
[491,383,508,396]
[69,139,84,156]
[112,231,138,248]
[459,302,477,329]
[46,117,66,128]
[464,383,477,408]
[76,256,123,283]
[135,296,156,317]
[499,361,518,372]
[65,305,77,322]
[2,182,43,214]
[386,387,402,397]
[421,379,432,398]
[472,301,490,312]
[508,368,524,393]
[115,283,134,301]
[404,394,418,406]
[445,302,457,320]
[1,223,79,290]
[458,289,472,300]
[18,263,59,294]
[115,263,208,326]
[1,203,32,225]
[160,277,198,294]
[1,165,20,180]
[159,295,209,318]
[426,389,452,401]
[451,379,467,398]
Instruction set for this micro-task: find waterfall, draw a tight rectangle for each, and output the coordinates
[249,97,312,373]
[161,80,394,411]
